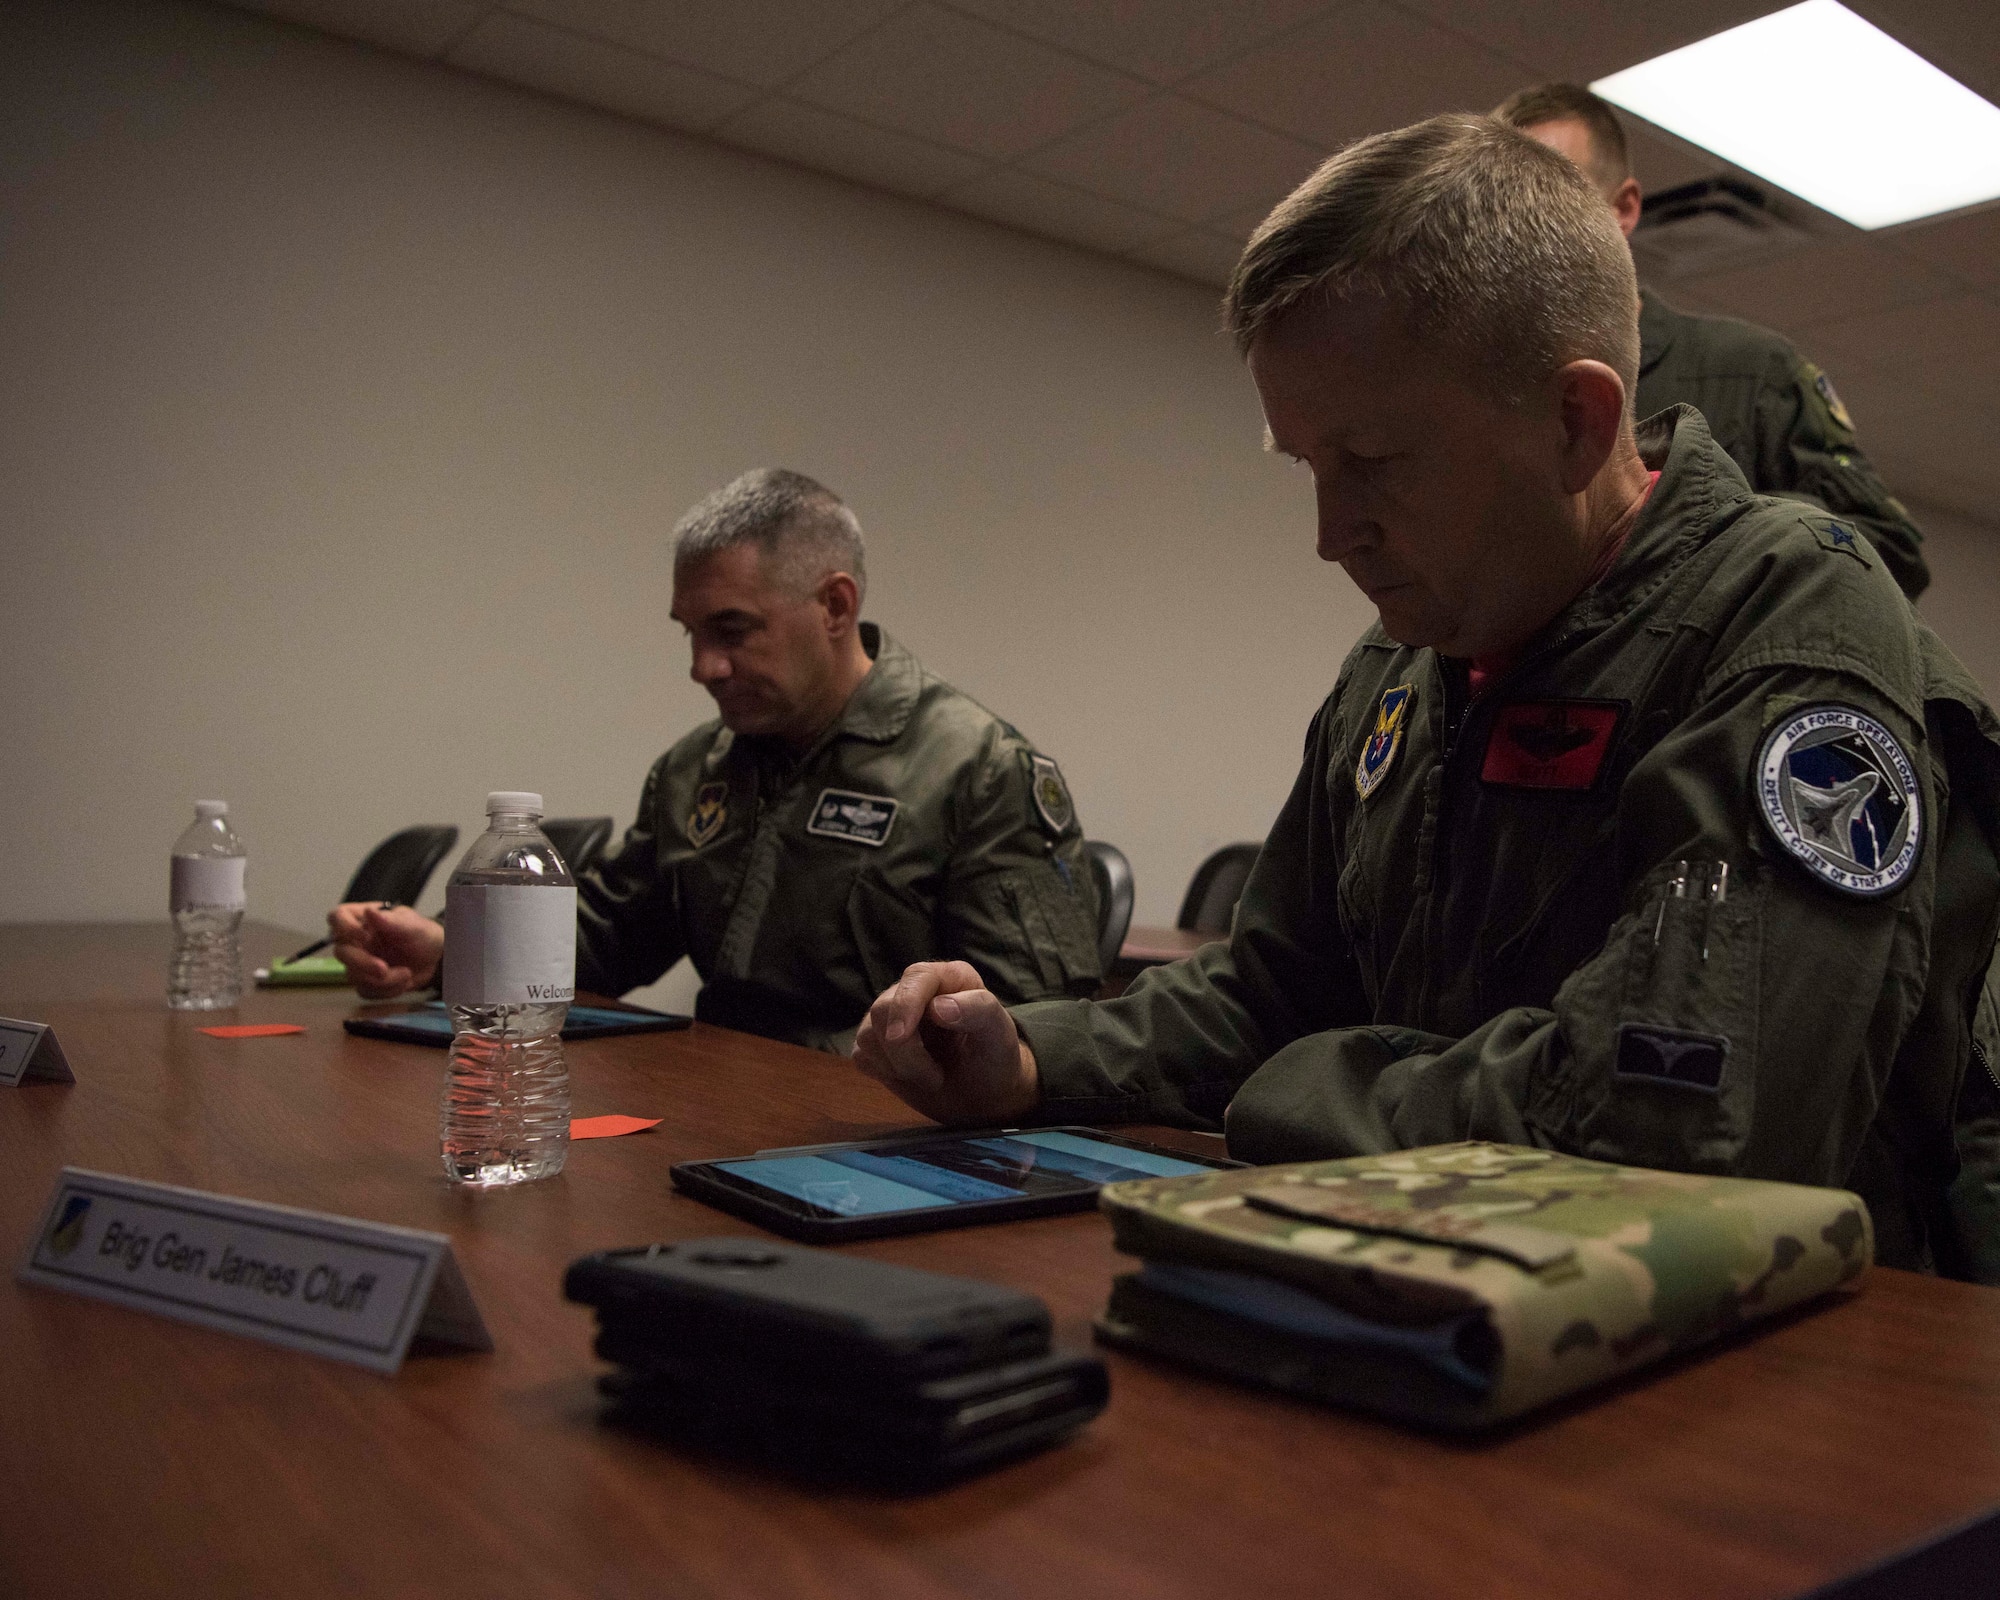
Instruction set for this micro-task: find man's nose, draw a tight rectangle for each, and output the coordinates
[1315,481,1374,564]
[690,645,730,685]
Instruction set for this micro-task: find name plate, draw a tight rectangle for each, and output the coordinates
[18,1168,491,1374]
[0,1017,74,1087]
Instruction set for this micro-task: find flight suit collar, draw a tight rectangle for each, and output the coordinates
[1498,406,1754,667]
[825,621,923,746]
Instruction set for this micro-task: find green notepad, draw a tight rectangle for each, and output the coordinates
[255,956,351,988]
[1094,1141,1872,1430]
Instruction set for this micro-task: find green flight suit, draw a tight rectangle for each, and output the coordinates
[575,623,1101,1052]
[1015,409,2000,1275]
[1638,287,1929,600]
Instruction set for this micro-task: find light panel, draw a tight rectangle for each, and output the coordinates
[1593,0,2000,229]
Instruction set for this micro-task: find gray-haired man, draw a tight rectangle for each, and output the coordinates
[853,118,2000,1275]
[331,468,1101,1050]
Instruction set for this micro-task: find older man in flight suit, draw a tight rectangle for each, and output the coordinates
[331,468,1100,1051]
[853,117,2000,1276]
[1495,83,1930,601]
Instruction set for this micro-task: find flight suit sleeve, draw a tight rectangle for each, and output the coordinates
[934,741,1102,1005]
[1224,664,1937,1195]
[1751,354,1930,602]
[1014,705,1372,1129]
[573,756,686,998]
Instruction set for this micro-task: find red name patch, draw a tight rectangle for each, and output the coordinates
[1480,700,1625,791]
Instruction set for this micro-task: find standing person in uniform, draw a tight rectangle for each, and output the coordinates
[852,117,2000,1275]
[1495,82,1930,600]
[329,469,1101,1051]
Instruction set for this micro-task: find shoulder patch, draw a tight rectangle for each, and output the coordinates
[686,781,728,848]
[1480,700,1625,792]
[1030,756,1074,835]
[1808,364,1855,434]
[1355,683,1415,799]
[806,788,898,848]
[1755,703,1920,897]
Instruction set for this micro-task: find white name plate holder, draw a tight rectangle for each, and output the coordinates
[19,1167,492,1374]
[0,1017,74,1087]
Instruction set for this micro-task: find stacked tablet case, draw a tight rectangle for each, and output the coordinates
[564,1239,1109,1484]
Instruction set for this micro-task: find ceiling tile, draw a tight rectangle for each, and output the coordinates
[1673,239,1965,334]
[786,4,1150,160]
[221,0,493,57]
[499,0,906,88]
[1859,0,2000,105]
[1886,203,2000,291]
[1393,0,1774,86]
[945,0,1337,86]
[715,98,990,197]
[1125,227,1244,286]
[448,12,757,130]
[1179,2,1528,147]
[941,168,1180,252]
[1622,119,1726,195]
[1021,94,1323,224]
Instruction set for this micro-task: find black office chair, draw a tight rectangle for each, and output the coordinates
[1084,840,1136,974]
[341,825,459,908]
[1177,842,1261,936]
[541,815,614,876]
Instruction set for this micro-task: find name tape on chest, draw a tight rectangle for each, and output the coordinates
[1480,700,1625,791]
[1355,684,1416,799]
[806,788,899,847]
[18,1168,490,1375]
[1756,703,1920,898]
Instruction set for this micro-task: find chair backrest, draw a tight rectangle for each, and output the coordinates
[1177,841,1262,935]
[541,815,615,877]
[1083,840,1136,974]
[340,825,460,908]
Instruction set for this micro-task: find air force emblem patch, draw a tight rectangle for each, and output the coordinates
[807,788,898,847]
[1756,704,1920,898]
[686,782,728,848]
[1355,684,1415,799]
[1030,756,1074,835]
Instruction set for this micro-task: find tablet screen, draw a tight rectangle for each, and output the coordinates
[713,1129,1222,1219]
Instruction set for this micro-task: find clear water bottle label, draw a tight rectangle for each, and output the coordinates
[443,885,577,1007]
[171,856,247,911]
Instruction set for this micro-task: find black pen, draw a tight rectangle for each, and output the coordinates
[284,901,396,965]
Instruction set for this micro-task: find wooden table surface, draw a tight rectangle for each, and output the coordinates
[6,922,2000,1600]
[1116,924,1212,968]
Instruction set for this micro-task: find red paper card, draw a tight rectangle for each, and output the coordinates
[199,1024,307,1039]
[570,1114,661,1140]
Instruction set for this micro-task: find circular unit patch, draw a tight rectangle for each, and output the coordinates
[1755,703,1920,898]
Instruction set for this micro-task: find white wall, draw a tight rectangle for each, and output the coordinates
[0,0,1360,1011]
[1913,502,2000,692]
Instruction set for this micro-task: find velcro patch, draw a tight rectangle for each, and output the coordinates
[1810,519,1871,565]
[1615,1024,1728,1092]
[1030,755,1074,834]
[805,788,898,847]
[1480,700,1624,791]
[1756,703,1920,898]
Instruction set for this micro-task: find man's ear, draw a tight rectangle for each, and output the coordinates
[818,571,862,635]
[1554,359,1628,495]
[1610,176,1642,238]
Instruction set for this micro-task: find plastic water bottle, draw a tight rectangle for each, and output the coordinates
[168,801,247,1010]
[440,791,576,1186]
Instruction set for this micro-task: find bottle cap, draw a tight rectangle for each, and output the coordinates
[194,800,228,819]
[486,791,544,816]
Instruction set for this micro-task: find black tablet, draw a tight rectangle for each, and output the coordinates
[671,1126,1241,1242]
[343,1001,691,1046]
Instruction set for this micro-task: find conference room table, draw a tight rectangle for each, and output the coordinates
[6,922,2000,1599]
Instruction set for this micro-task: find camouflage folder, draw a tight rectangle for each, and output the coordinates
[1094,1142,1871,1429]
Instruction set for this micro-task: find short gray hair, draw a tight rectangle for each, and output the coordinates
[1224,114,1639,406]
[672,468,867,603]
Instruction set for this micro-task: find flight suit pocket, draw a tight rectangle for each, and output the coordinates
[1013,865,1101,995]
[1563,874,1761,1173]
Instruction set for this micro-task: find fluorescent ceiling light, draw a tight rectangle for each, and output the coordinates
[1593,0,2000,229]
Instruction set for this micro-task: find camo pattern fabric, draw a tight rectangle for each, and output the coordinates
[1099,1141,1872,1422]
